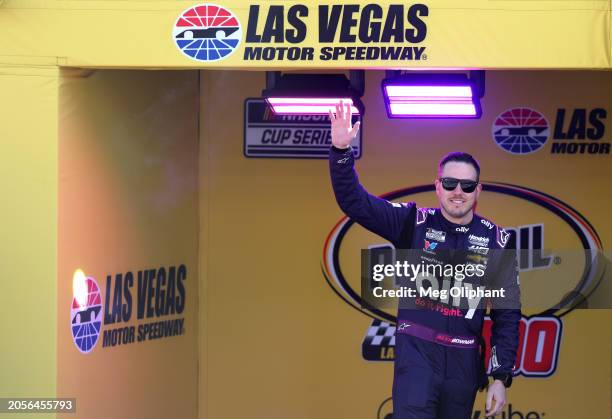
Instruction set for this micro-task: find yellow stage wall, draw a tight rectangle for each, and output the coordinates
[199,70,611,419]
[0,65,59,417]
[57,69,200,419]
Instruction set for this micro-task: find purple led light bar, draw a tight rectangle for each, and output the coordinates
[388,101,477,116]
[382,75,481,118]
[262,73,364,116]
[265,98,360,115]
[385,85,473,98]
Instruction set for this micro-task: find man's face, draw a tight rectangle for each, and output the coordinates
[435,161,482,220]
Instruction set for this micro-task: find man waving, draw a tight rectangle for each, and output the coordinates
[328,101,521,418]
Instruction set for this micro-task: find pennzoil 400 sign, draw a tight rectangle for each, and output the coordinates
[322,183,603,376]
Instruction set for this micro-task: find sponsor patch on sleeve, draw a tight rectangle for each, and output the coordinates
[497,227,510,248]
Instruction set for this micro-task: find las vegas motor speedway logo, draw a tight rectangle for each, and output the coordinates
[173,4,242,62]
[492,108,550,155]
[492,107,610,155]
[173,4,431,63]
[243,4,429,62]
[71,270,103,353]
[70,265,188,353]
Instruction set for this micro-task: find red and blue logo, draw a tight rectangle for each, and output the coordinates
[70,270,103,353]
[173,4,242,62]
[492,108,550,154]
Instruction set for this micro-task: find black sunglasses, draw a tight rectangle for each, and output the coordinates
[439,177,479,193]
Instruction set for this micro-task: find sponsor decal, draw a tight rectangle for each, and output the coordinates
[425,228,446,242]
[423,239,438,252]
[416,207,429,225]
[70,265,188,353]
[455,226,469,233]
[481,218,495,230]
[468,245,489,255]
[492,108,550,154]
[322,182,602,367]
[397,322,410,331]
[468,234,489,247]
[416,299,463,317]
[174,4,242,62]
[243,99,362,159]
[244,4,429,62]
[497,227,510,248]
[448,336,475,345]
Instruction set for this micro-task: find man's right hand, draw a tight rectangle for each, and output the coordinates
[329,100,361,149]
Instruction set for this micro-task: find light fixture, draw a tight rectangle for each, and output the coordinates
[381,71,484,118]
[262,71,365,115]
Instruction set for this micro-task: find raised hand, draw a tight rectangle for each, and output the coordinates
[329,100,361,149]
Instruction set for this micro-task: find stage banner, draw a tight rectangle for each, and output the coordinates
[200,69,611,419]
[58,70,200,419]
[0,1,609,69]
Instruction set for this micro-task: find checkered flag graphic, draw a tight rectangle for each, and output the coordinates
[362,319,396,361]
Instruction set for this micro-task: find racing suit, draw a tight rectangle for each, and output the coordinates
[329,146,521,419]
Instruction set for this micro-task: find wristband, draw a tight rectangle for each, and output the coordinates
[331,145,352,153]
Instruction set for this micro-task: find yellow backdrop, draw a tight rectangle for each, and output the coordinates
[200,70,611,419]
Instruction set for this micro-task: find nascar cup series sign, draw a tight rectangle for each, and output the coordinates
[173,3,429,63]
[243,99,362,159]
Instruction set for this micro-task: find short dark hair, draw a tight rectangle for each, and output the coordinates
[438,152,480,181]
